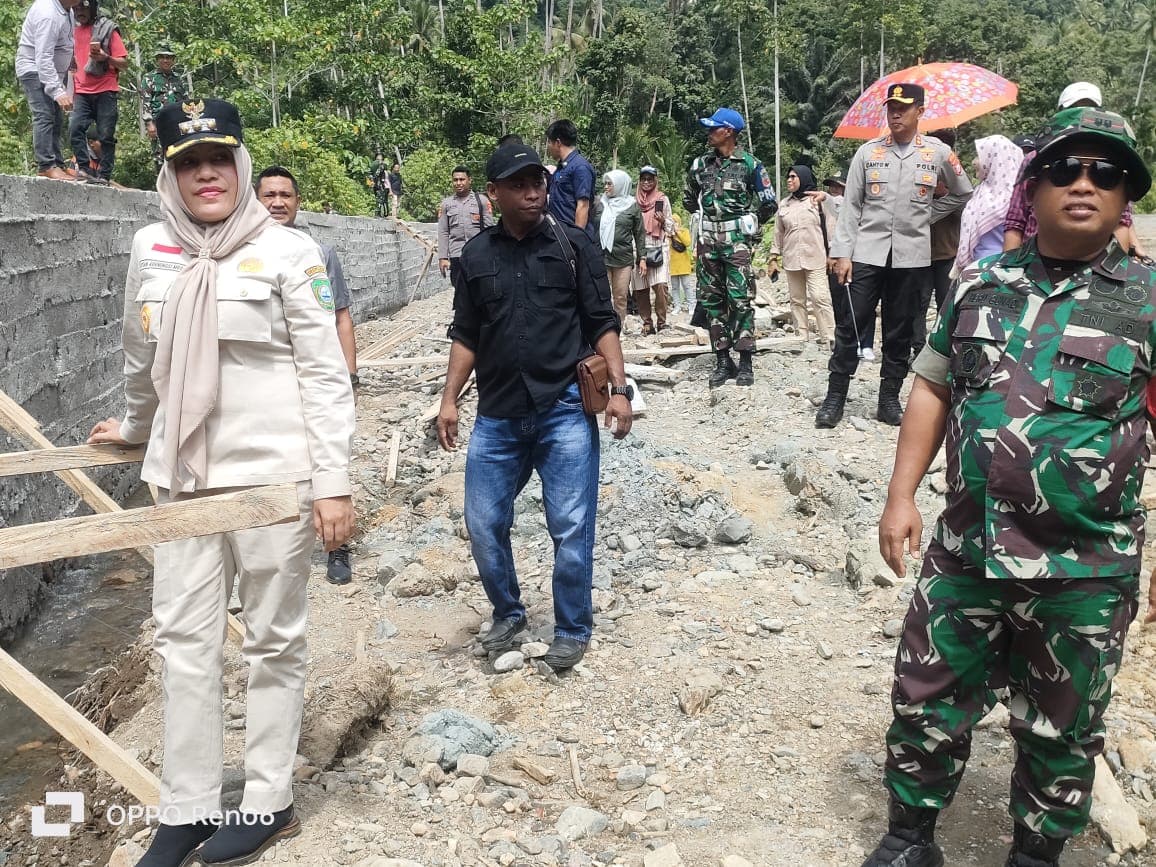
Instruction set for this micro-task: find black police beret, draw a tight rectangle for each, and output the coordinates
[155,98,243,161]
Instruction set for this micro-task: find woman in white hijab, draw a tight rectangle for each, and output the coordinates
[88,99,355,867]
[598,169,647,324]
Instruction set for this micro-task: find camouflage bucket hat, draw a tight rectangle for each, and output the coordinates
[1026,107,1151,201]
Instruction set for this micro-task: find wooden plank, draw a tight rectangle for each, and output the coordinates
[620,336,804,362]
[622,363,685,384]
[358,354,446,370]
[421,374,474,424]
[0,390,247,645]
[385,430,401,484]
[0,484,300,570]
[408,248,436,303]
[361,322,423,361]
[0,443,145,478]
[0,647,160,804]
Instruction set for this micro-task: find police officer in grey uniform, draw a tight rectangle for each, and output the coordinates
[818,83,972,429]
[438,164,494,282]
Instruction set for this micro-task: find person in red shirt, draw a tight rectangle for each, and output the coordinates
[70,0,127,185]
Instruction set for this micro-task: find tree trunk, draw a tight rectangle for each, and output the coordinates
[649,84,658,117]
[737,24,752,151]
[1137,43,1152,109]
[545,0,553,50]
[565,0,574,45]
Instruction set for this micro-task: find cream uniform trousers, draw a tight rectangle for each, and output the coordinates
[786,267,835,345]
[154,481,315,821]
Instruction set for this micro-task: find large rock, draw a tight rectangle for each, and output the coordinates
[556,805,609,842]
[665,518,709,548]
[388,563,451,598]
[644,843,685,866]
[845,534,899,588]
[713,515,754,545]
[107,841,146,867]
[375,551,408,585]
[417,709,499,770]
[1090,754,1148,853]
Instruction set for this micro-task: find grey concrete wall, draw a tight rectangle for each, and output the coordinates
[0,174,440,637]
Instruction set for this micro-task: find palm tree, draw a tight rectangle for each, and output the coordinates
[779,43,857,163]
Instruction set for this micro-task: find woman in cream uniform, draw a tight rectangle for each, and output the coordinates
[89,99,355,867]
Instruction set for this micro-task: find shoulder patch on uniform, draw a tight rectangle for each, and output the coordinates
[948,152,963,176]
[305,264,327,277]
[311,277,335,311]
[758,166,771,187]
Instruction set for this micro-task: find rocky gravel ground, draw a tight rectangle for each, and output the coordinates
[9,274,1156,867]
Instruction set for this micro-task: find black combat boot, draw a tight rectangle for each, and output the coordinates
[1003,824,1066,867]
[815,373,850,429]
[860,800,944,867]
[735,351,754,386]
[877,377,904,426]
[708,349,738,387]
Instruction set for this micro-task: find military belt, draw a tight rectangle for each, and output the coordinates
[701,218,742,232]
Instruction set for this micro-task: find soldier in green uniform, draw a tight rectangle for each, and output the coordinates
[369,151,389,218]
[684,108,777,387]
[140,45,187,170]
[864,108,1154,867]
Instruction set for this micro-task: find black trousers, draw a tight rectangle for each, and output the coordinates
[829,271,876,350]
[912,257,955,351]
[828,261,930,381]
[449,257,462,284]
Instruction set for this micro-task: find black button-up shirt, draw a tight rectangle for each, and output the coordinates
[448,217,619,418]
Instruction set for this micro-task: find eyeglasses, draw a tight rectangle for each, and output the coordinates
[1037,157,1126,191]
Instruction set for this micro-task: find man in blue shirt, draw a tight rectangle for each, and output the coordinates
[545,119,597,242]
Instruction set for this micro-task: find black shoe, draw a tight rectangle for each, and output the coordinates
[136,821,217,867]
[877,378,904,426]
[543,636,587,671]
[735,351,754,386]
[481,613,527,652]
[708,350,738,388]
[326,544,352,584]
[1004,824,1065,867]
[199,806,300,866]
[861,801,943,867]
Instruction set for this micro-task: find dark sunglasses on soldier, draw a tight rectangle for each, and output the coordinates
[1036,157,1126,191]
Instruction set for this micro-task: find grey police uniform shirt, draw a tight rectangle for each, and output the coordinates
[830,133,973,268]
[437,192,493,260]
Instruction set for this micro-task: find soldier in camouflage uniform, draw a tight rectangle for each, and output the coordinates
[369,152,389,218]
[864,108,1154,867]
[140,45,187,170]
[683,108,777,387]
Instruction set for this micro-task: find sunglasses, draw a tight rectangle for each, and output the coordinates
[1036,157,1126,191]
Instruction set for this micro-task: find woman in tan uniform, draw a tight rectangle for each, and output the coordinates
[89,98,355,867]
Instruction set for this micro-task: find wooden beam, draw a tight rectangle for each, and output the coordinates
[361,322,423,361]
[0,443,145,478]
[421,374,474,424]
[622,363,686,384]
[0,647,160,804]
[620,336,804,362]
[358,355,446,370]
[385,430,401,483]
[0,484,300,570]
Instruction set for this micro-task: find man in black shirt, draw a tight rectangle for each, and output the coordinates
[438,141,632,671]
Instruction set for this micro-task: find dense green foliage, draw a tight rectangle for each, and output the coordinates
[2,0,1153,216]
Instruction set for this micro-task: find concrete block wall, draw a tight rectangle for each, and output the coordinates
[0,174,441,636]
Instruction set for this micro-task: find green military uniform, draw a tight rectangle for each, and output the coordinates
[890,236,1156,840]
[369,158,389,218]
[140,52,188,169]
[684,145,777,352]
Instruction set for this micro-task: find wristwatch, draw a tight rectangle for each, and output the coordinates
[349,372,360,387]
[611,384,634,401]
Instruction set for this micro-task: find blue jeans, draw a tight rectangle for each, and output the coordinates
[70,90,119,180]
[464,383,599,643]
[18,74,64,170]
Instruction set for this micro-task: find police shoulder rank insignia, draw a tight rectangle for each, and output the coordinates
[948,152,963,176]
[305,264,327,277]
[758,166,771,187]
[237,257,263,273]
[312,277,335,311]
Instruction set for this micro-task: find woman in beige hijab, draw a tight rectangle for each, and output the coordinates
[89,99,355,867]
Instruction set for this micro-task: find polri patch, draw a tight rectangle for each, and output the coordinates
[305,264,327,277]
[312,277,335,311]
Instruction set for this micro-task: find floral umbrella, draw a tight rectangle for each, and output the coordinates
[835,62,1018,140]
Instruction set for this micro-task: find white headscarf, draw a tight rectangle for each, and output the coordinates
[953,135,1023,275]
[152,143,274,491]
[598,169,634,253]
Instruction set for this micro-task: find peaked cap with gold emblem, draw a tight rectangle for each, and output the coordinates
[883,82,925,106]
[156,98,244,161]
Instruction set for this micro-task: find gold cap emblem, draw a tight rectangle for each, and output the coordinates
[178,100,218,135]
[892,86,903,98]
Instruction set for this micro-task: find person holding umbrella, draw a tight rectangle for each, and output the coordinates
[817,83,972,429]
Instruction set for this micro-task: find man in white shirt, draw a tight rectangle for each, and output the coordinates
[15,0,82,179]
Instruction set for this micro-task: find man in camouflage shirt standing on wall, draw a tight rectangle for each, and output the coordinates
[684,108,777,388]
[140,44,186,170]
[864,108,1154,867]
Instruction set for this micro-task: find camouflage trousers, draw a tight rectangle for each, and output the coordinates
[696,239,754,351]
[374,189,390,218]
[885,542,1138,839]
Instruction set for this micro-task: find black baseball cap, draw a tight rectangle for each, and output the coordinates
[823,169,847,187]
[1012,134,1037,152]
[485,143,546,181]
[156,98,243,161]
[884,83,925,106]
